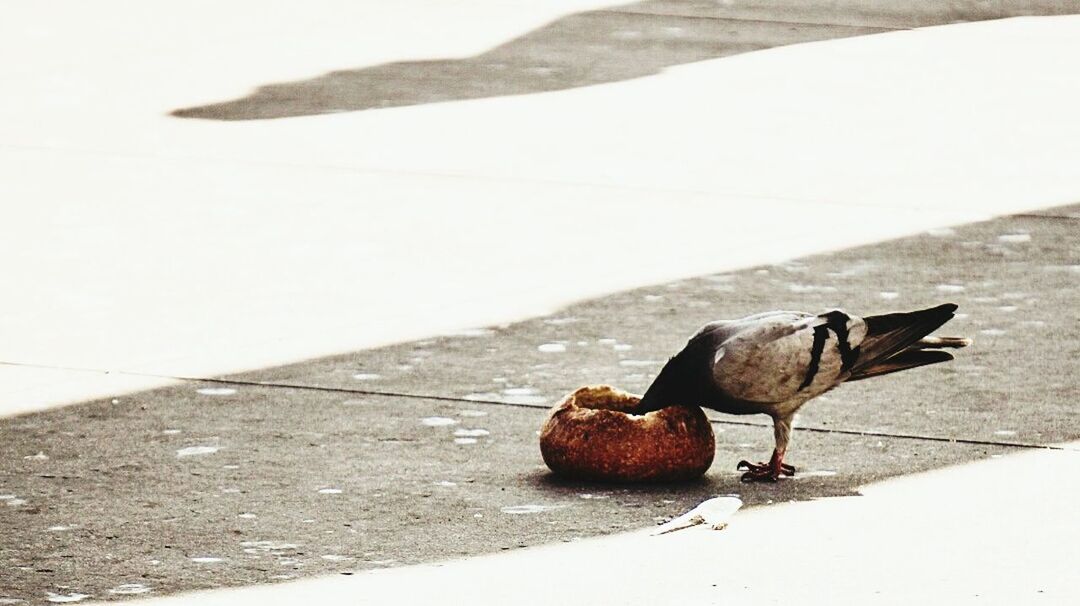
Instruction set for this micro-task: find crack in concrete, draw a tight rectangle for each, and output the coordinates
[3,360,1071,453]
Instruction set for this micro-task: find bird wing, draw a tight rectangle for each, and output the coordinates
[710,310,867,404]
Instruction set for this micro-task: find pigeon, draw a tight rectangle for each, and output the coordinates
[635,303,970,482]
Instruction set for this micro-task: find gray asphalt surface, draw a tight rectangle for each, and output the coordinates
[2,204,1078,602]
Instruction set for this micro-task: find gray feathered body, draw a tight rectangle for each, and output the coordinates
[637,304,968,459]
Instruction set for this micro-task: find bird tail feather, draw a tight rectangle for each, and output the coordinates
[847,303,967,381]
[911,336,972,349]
[846,349,955,381]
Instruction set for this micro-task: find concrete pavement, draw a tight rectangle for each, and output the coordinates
[172,0,1080,119]
[2,1,1080,604]
[4,4,1080,415]
[102,443,1080,606]
[2,203,1078,602]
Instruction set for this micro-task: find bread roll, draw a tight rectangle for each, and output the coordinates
[539,385,714,482]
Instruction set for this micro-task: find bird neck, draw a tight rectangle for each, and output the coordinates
[637,353,695,413]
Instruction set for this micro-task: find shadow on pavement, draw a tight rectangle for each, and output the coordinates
[171,1,1079,120]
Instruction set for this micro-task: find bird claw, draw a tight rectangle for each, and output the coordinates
[736,459,795,482]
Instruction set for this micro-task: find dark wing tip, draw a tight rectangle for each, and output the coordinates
[847,349,955,381]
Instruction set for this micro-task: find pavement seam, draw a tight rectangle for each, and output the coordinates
[0,142,980,216]
[3,360,1072,453]
[600,8,911,31]
[1013,212,1080,222]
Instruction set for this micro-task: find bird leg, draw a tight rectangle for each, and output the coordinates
[737,449,795,482]
[737,415,796,482]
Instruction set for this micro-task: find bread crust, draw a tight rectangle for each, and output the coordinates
[539,385,714,482]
